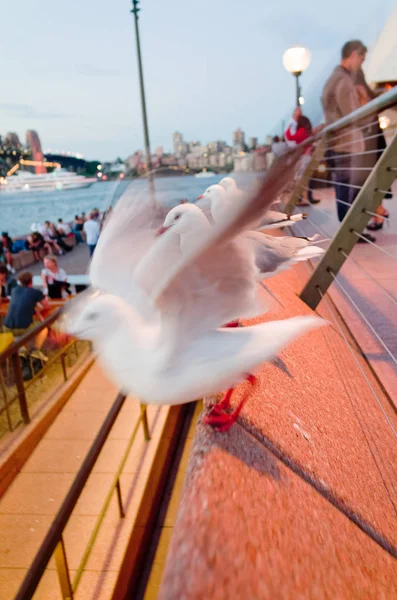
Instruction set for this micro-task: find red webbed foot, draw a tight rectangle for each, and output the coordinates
[204,375,258,433]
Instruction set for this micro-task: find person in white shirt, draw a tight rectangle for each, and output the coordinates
[57,219,72,236]
[41,255,69,298]
[83,213,101,257]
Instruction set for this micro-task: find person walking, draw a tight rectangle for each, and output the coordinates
[83,212,100,257]
[285,114,321,205]
[321,39,375,243]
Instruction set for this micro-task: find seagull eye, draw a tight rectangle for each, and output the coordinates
[87,312,99,321]
[174,214,181,220]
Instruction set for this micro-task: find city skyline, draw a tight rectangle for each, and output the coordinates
[1,0,395,160]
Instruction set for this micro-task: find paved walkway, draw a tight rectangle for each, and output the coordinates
[0,363,168,599]
[290,182,397,407]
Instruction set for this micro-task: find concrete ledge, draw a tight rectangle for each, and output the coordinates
[0,353,94,497]
[159,266,397,598]
[160,422,397,600]
[111,404,188,600]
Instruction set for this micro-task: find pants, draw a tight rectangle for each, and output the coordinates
[326,150,362,222]
[72,229,83,244]
[88,244,96,257]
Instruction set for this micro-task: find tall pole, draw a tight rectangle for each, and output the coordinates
[131,0,153,182]
[294,72,301,107]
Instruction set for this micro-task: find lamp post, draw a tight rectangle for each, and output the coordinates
[282,45,311,107]
[131,0,153,180]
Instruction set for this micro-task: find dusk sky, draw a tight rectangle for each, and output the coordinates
[1,0,395,160]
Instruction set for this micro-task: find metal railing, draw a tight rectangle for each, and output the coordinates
[14,393,150,600]
[279,85,397,521]
[279,85,397,308]
[0,308,90,435]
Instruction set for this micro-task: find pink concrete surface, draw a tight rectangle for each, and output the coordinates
[159,266,397,599]
[291,182,397,408]
[160,424,397,600]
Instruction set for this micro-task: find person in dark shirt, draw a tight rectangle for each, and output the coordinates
[0,264,17,299]
[3,272,49,348]
[0,232,16,274]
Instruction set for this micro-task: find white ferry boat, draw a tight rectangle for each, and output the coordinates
[194,168,216,179]
[0,169,97,193]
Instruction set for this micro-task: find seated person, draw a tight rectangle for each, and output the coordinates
[41,255,71,299]
[48,223,72,254]
[3,272,49,349]
[0,264,17,300]
[57,218,72,237]
[0,232,16,274]
[25,232,51,261]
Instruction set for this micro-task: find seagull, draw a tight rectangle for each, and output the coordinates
[200,179,306,230]
[65,145,325,432]
[195,184,325,280]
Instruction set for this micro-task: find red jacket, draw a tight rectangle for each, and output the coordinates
[285,126,312,154]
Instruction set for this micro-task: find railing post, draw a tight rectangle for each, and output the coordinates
[11,352,30,424]
[140,403,150,441]
[54,536,73,599]
[300,131,397,310]
[116,479,125,518]
[283,136,327,215]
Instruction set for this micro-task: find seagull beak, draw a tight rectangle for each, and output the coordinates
[155,225,169,237]
[197,195,204,201]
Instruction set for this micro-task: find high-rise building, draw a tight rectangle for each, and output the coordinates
[26,130,46,174]
[172,131,188,158]
[155,146,164,158]
[232,128,245,153]
[248,137,258,150]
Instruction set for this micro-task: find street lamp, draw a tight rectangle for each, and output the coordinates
[282,45,311,107]
[131,0,153,180]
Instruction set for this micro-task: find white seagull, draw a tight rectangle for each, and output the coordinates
[196,184,325,280]
[65,147,325,432]
[200,177,306,230]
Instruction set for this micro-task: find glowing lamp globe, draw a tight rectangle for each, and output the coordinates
[283,45,311,75]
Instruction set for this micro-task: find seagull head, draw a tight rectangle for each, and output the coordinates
[197,184,226,203]
[219,177,237,192]
[196,184,228,222]
[156,203,208,236]
[63,292,124,341]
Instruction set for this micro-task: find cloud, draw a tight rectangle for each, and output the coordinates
[0,102,71,119]
[76,64,120,77]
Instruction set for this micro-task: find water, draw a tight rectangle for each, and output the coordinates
[0,173,258,237]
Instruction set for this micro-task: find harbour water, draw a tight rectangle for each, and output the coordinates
[0,173,258,237]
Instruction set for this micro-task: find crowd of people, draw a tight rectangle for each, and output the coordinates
[272,39,391,243]
[0,208,105,360]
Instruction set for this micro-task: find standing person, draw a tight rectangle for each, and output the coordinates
[3,272,49,350]
[72,215,84,243]
[285,115,321,205]
[321,40,375,243]
[271,136,288,158]
[355,68,391,230]
[83,212,100,257]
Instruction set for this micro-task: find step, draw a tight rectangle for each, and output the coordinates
[0,363,185,600]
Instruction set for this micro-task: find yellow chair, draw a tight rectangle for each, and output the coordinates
[0,332,14,354]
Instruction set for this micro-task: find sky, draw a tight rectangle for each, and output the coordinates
[1,0,395,161]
